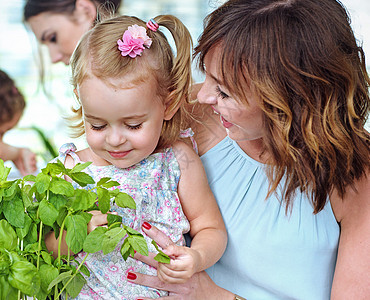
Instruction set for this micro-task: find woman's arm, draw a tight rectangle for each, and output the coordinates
[128,223,235,300]
[330,170,370,299]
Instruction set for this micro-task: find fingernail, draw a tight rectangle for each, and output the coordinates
[142,222,152,230]
[127,272,137,280]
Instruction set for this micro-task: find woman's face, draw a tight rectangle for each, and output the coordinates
[27,11,94,65]
[197,46,264,142]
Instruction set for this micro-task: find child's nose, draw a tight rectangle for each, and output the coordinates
[106,129,126,146]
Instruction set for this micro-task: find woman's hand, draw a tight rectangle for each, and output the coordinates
[126,222,234,300]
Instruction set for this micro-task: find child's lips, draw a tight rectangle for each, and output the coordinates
[108,150,131,158]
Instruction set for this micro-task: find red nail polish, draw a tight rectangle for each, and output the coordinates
[142,222,152,230]
[127,272,137,280]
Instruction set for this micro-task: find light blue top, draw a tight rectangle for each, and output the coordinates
[201,137,339,300]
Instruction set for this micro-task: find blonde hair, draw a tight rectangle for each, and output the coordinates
[70,14,193,149]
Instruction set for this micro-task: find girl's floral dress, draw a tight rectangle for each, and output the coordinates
[55,143,190,299]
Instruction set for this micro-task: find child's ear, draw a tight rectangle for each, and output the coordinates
[74,0,97,23]
[163,94,182,121]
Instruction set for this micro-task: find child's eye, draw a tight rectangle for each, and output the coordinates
[49,34,57,43]
[127,123,142,130]
[90,124,106,131]
[216,86,229,99]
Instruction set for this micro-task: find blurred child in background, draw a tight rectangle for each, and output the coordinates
[0,70,37,176]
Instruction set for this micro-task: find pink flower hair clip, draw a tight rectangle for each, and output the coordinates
[117,24,152,58]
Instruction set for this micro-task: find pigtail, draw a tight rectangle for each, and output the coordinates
[153,15,193,110]
[150,15,193,148]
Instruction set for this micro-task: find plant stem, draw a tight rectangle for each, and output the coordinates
[37,220,43,270]
[56,254,89,299]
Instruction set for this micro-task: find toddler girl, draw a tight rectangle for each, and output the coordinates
[0,70,37,176]
[47,15,227,299]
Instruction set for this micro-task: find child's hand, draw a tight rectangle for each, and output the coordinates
[87,210,118,233]
[13,147,37,176]
[157,244,202,284]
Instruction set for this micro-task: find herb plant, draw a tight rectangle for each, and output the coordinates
[0,159,168,299]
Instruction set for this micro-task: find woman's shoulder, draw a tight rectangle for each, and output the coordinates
[185,101,227,156]
[330,168,370,222]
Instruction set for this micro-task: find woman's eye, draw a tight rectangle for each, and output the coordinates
[127,123,142,130]
[216,86,229,99]
[90,124,106,131]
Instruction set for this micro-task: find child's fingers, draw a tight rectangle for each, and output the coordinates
[157,265,189,284]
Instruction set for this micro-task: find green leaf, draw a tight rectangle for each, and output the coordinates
[97,187,110,214]
[107,213,122,227]
[2,196,25,228]
[78,263,90,277]
[41,251,53,265]
[128,235,148,256]
[42,160,66,176]
[120,238,134,261]
[151,241,170,264]
[0,249,11,276]
[49,177,74,196]
[49,192,68,211]
[65,215,88,254]
[47,270,72,290]
[39,264,59,293]
[69,172,95,187]
[63,272,86,298]
[21,189,33,208]
[124,225,142,236]
[102,227,126,255]
[23,174,36,183]
[71,161,92,173]
[8,260,40,296]
[96,177,111,185]
[78,211,92,224]
[3,181,19,199]
[0,159,11,182]
[115,192,136,209]
[23,223,38,246]
[0,276,18,300]
[39,199,59,226]
[69,189,96,211]
[16,213,32,239]
[35,173,50,194]
[83,226,107,253]
[100,180,119,189]
[0,219,17,251]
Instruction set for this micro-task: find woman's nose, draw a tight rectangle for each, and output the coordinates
[197,82,217,105]
[48,46,64,64]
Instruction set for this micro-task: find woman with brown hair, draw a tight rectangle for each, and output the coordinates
[127,0,370,299]
[23,0,122,65]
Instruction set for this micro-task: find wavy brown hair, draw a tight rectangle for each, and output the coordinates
[70,14,193,150]
[194,0,370,213]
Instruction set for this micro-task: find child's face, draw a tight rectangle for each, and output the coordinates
[78,76,167,168]
[0,111,22,140]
